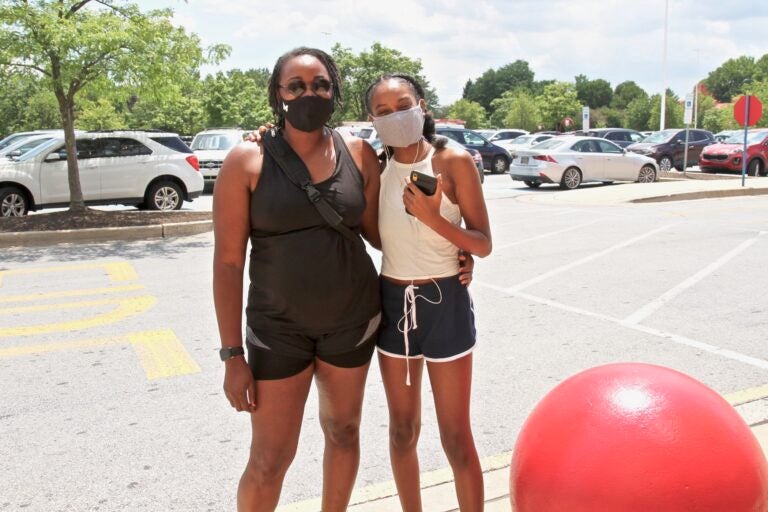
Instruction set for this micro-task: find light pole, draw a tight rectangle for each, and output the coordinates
[659,0,669,130]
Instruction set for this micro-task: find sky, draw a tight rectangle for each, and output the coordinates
[140,0,768,106]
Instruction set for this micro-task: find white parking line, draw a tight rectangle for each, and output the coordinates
[623,234,763,325]
[504,224,677,293]
[495,220,600,251]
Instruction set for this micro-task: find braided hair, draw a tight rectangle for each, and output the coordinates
[267,47,343,127]
[364,73,437,149]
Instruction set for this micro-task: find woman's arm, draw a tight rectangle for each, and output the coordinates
[346,137,382,250]
[403,147,492,257]
[213,143,262,412]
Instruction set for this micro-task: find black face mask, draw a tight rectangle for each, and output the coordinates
[281,95,334,132]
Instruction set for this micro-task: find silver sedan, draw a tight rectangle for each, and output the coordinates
[509,136,658,189]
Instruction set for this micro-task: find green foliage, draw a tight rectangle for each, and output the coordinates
[446,99,488,129]
[591,107,623,128]
[489,90,541,132]
[536,81,581,130]
[704,55,756,102]
[574,75,613,109]
[697,95,735,132]
[464,60,535,111]
[743,79,768,128]
[201,69,271,130]
[625,96,652,131]
[331,42,437,122]
[611,81,648,110]
[648,90,684,130]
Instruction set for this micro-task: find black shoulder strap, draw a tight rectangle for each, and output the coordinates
[261,128,357,242]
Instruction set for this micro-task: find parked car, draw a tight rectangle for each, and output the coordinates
[0,133,60,160]
[441,136,485,184]
[713,130,740,143]
[495,133,555,159]
[509,136,658,189]
[435,127,511,174]
[585,128,646,148]
[487,129,529,143]
[190,128,250,184]
[626,128,715,172]
[0,130,203,216]
[698,129,768,176]
[0,130,62,152]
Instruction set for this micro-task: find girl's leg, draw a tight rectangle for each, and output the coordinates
[238,363,314,512]
[313,357,373,512]
[378,353,425,512]
[427,353,483,512]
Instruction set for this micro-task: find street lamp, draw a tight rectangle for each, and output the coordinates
[659,0,669,130]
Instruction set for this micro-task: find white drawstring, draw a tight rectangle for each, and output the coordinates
[397,279,443,386]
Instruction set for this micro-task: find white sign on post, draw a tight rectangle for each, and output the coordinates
[582,106,590,131]
[683,93,694,125]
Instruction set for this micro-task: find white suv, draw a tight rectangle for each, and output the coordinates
[190,128,250,184]
[0,130,203,216]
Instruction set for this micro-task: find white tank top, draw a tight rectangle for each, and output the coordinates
[379,146,462,280]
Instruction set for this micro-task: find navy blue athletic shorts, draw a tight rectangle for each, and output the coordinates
[246,313,381,380]
[377,276,476,362]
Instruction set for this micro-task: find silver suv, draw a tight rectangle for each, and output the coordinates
[190,128,250,184]
[0,130,203,216]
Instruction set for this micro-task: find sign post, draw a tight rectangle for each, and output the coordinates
[733,95,763,186]
[582,107,590,132]
[682,93,693,173]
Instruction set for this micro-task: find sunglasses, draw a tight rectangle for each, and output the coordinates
[279,77,333,98]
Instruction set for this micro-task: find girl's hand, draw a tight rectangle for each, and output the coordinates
[403,174,443,227]
[245,123,274,144]
[458,251,474,287]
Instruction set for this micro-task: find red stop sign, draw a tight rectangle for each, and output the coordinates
[734,95,763,126]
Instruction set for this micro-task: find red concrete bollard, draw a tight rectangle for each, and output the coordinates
[510,363,768,512]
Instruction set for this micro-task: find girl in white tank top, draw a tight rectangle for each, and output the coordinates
[366,73,492,511]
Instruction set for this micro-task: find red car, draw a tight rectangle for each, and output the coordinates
[699,129,768,176]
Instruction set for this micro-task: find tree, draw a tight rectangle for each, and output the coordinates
[331,42,437,122]
[704,55,756,103]
[489,90,541,132]
[445,99,488,129]
[464,60,535,111]
[574,75,613,109]
[625,96,652,131]
[648,90,684,130]
[0,1,228,213]
[200,69,271,130]
[536,81,581,131]
[611,81,648,110]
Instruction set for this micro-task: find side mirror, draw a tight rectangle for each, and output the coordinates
[8,150,21,157]
[45,152,65,162]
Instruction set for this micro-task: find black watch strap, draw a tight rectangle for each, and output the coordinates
[219,346,245,361]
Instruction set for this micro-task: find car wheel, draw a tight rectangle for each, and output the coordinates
[145,181,183,211]
[559,167,582,190]
[523,180,541,189]
[747,159,763,177]
[491,155,509,174]
[637,165,657,183]
[658,155,673,172]
[0,186,29,216]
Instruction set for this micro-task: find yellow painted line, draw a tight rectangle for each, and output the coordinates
[0,329,200,380]
[0,284,145,304]
[0,295,156,337]
[0,296,142,315]
[0,334,126,357]
[0,261,138,287]
[725,383,768,406]
[128,330,201,380]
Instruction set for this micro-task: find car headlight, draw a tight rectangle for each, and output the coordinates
[729,148,743,155]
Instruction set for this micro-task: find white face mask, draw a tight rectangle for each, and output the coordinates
[372,105,425,148]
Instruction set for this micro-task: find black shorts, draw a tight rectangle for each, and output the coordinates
[377,276,476,362]
[246,313,381,380]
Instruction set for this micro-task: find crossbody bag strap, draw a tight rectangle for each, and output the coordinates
[262,128,357,242]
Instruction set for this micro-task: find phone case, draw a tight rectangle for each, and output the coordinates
[410,171,437,196]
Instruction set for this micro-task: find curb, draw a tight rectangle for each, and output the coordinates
[0,219,212,248]
[631,187,768,203]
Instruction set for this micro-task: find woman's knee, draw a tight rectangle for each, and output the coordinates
[320,416,361,449]
[439,428,476,468]
[242,448,295,486]
[389,420,420,452]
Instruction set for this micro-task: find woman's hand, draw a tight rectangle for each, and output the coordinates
[402,174,444,227]
[245,123,274,144]
[458,251,474,287]
[223,356,257,412]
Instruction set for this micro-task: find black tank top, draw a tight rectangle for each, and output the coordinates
[246,129,380,334]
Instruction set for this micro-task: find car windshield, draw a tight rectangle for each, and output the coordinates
[15,138,62,161]
[723,131,767,145]
[510,135,535,145]
[533,139,566,150]
[191,133,243,151]
[642,129,678,143]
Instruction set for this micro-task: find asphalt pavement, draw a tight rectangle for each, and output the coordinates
[4,172,768,511]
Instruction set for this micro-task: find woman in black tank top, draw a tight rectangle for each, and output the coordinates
[212,48,383,511]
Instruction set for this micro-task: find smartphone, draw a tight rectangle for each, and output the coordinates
[409,171,437,196]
